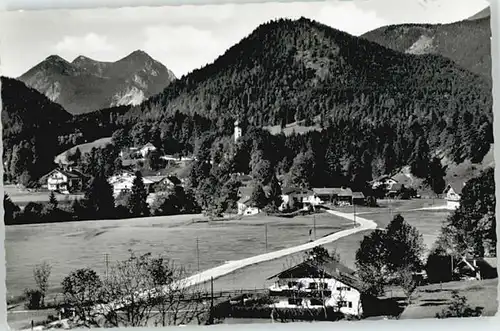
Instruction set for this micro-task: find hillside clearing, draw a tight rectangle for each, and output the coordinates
[54,136,112,164]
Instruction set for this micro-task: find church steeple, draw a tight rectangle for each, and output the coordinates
[234,119,242,143]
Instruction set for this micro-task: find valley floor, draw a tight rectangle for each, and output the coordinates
[8,198,490,329]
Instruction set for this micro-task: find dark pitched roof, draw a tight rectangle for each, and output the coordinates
[46,168,86,180]
[282,187,312,195]
[166,176,182,185]
[352,192,365,199]
[312,187,352,196]
[267,258,363,291]
[371,175,396,183]
[458,257,497,272]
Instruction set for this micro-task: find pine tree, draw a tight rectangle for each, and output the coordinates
[425,157,446,195]
[48,191,58,210]
[251,182,268,210]
[129,171,150,217]
[325,144,343,186]
[267,174,283,210]
[114,157,123,174]
[409,137,431,178]
[83,175,115,219]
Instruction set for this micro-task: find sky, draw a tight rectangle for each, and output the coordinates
[0,0,490,79]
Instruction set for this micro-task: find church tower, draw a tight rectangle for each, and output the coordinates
[234,119,242,143]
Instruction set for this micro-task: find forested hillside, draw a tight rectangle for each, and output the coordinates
[113,18,492,165]
[1,77,73,184]
[2,18,493,189]
[361,15,491,79]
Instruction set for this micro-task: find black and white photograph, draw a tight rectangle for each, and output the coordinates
[1,0,497,329]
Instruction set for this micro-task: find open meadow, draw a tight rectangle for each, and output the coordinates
[5,185,83,207]
[54,137,112,164]
[400,279,498,319]
[5,211,352,299]
[212,199,451,292]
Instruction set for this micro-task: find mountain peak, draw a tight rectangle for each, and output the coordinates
[44,55,69,64]
[72,55,97,64]
[123,49,152,60]
[468,6,490,21]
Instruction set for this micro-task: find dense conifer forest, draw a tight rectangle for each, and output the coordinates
[1,18,493,187]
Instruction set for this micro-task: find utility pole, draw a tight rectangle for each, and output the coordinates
[352,197,356,227]
[105,253,109,280]
[450,255,454,279]
[209,277,214,324]
[265,224,268,252]
[313,213,317,240]
[432,177,435,206]
[196,238,200,272]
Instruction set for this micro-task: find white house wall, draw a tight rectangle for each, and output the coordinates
[47,172,69,191]
[269,277,363,316]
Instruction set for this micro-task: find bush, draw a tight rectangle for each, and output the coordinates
[365,196,378,207]
[425,248,454,283]
[436,291,483,318]
[24,288,43,309]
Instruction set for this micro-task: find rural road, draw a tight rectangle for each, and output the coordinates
[179,209,378,288]
[95,209,378,313]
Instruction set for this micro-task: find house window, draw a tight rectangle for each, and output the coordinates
[310,298,323,306]
[338,301,352,308]
[288,298,302,305]
[336,286,351,291]
[309,282,318,290]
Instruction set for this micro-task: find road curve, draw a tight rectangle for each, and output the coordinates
[94,210,377,314]
[180,210,377,288]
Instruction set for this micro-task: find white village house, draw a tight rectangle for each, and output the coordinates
[267,257,364,316]
[119,143,158,159]
[305,187,353,206]
[443,182,465,209]
[370,175,398,190]
[139,143,157,158]
[236,184,269,216]
[279,187,312,211]
[44,168,86,194]
[237,196,260,216]
[108,172,155,198]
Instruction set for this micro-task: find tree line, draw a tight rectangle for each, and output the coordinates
[354,168,495,313]
[3,17,493,189]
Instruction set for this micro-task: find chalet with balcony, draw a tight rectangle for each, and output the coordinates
[370,175,398,190]
[305,187,353,206]
[44,168,87,194]
[267,257,364,316]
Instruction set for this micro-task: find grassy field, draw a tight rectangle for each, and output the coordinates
[54,136,112,164]
[5,212,352,298]
[212,199,452,292]
[5,185,83,207]
[264,121,322,136]
[400,279,498,319]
